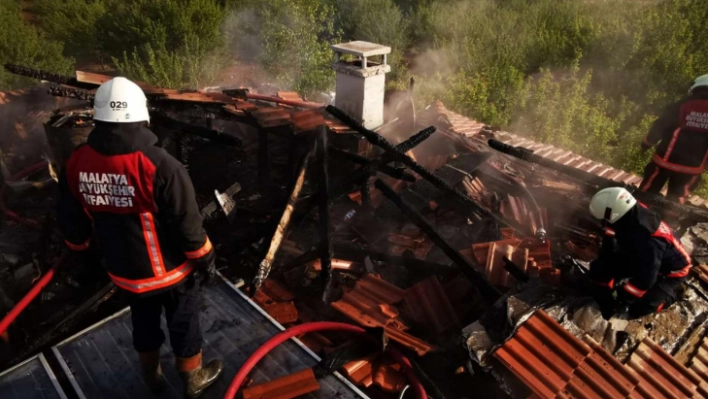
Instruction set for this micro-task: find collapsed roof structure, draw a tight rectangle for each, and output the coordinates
[2,41,708,398]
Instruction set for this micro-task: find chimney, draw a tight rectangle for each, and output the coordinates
[331,41,391,130]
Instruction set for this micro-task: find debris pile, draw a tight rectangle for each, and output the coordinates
[3,54,708,399]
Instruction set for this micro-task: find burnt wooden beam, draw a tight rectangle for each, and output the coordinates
[150,113,242,147]
[327,106,530,235]
[374,178,501,300]
[317,126,334,303]
[328,146,416,182]
[251,148,312,293]
[328,126,437,201]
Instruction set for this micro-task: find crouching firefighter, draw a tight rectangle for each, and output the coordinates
[639,74,708,203]
[57,77,223,398]
[587,187,692,319]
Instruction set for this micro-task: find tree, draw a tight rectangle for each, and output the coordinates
[224,0,340,96]
[32,0,108,65]
[334,0,410,84]
[0,0,73,90]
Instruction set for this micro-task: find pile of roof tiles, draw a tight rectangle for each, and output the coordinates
[495,310,708,399]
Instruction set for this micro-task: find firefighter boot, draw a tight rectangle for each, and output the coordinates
[176,351,224,399]
[138,350,165,393]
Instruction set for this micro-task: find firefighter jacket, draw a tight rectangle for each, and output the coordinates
[592,204,691,299]
[642,90,708,174]
[57,122,212,296]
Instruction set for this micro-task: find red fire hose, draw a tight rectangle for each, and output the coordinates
[0,161,49,228]
[0,249,71,335]
[223,321,427,399]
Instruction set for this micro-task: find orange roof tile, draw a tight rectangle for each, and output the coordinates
[242,368,320,399]
[494,310,708,399]
[627,338,708,399]
[417,101,708,207]
[403,276,459,333]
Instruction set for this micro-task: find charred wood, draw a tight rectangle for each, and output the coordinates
[374,179,501,300]
[316,126,334,302]
[327,106,529,235]
[252,149,312,292]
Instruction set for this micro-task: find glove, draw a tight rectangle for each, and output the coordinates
[615,287,638,314]
[192,248,217,287]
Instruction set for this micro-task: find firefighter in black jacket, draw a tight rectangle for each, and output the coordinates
[639,74,708,203]
[588,187,691,319]
[57,77,223,398]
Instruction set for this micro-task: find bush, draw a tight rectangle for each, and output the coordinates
[334,0,410,83]
[32,0,108,64]
[0,0,73,90]
[225,0,340,96]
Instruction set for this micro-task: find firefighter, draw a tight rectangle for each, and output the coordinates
[57,77,223,398]
[639,74,708,203]
[587,187,691,319]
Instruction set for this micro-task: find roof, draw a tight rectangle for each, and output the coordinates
[627,338,708,398]
[50,277,368,399]
[417,101,708,209]
[494,309,708,399]
[331,274,435,356]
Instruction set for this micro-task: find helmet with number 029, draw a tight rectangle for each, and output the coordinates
[93,77,150,123]
[589,187,637,224]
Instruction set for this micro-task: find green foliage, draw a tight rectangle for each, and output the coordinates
[334,0,410,82]
[9,0,708,193]
[32,0,108,63]
[225,0,340,96]
[0,0,73,90]
[97,0,224,57]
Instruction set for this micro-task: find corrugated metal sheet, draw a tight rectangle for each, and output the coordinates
[0,354,67,399]
[51,277,369,399]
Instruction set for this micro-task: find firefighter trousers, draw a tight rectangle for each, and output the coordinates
[638,162,702,203]
[128,275,203,358]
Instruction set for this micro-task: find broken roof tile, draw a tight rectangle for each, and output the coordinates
[252,290,299,325]
[332,289,408,330]
[276,91,304,103]
[355,274,405,304]
[242,368,320,399]
[373,359,407,393]
[383,327,435,357]
[261,279,295,302]
[402,276,459,333]
[342,355,376,388]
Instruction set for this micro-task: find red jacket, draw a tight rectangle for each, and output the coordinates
[57,122,211,296]
[642,91,708,174]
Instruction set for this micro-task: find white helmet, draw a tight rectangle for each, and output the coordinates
[589,187,637,224]
[93,77,150,123]
[690,74,708,93]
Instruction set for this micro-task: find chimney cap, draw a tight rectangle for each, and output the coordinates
[332,41,391,58]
